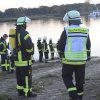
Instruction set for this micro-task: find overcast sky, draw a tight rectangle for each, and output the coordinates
[0,0,100,12]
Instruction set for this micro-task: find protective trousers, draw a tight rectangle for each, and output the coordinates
[44,51,49,60]
[50,53,54,60]
[62,64,85,100]
[39,51,43,62]
[1,54,9,71]
[16,66,32,97]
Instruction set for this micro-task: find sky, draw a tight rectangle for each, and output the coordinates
[0,0,100,12]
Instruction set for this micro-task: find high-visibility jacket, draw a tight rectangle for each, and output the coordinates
[14,27,34,67]
[49,40,55,53]
[37,40,43,51]
[58,25,91,65]
[0,37,7,54]
[42,40,48,52]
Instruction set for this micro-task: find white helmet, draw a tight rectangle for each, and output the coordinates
[43,36,47,40]
[49,38,52,41]
[16,16,31,25]
[63,10,81,22]
[38,37,41,40]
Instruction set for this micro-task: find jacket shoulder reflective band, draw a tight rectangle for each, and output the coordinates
[0,42,7,54]
[64,27,88,64]
[68,28,88,33]
[24,34,34,53]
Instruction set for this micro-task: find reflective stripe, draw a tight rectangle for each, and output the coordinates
[87,49,91,52]
[78,92,84,96]
[26,47,33,53]
[50,51,54,53]
[68,28,88,33]
[0,42,7,53]
[1,59,9,70]
[24,76,29,97]
[64,52,87,61]
[0,52,6,54]
[30,88,32,92]
[18,33,21,46]
[18,51,22,61]
[67,87,77,92]
[62,58,86,65]
[16,85,23,90]
[24,34,29,40]
[15,60,32,66]
[38,49,42,51]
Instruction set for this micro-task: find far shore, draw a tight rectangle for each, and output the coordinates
[0,12,88,22]
[0,14,62,22]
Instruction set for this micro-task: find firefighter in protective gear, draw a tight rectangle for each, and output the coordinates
[37,37,43,62]
[42,36,49,62]
[49,38,55,60]
[14,16,37,97]
[58,10,91,100]
[0,34,9,71]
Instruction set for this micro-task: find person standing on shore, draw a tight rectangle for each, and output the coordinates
[37,37,43,62]
[57,10,91,100]
[49,38,55,60]
[0,34,9,71]
[42,36,49,62]
[14,16,37,97]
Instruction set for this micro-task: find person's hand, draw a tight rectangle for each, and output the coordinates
[87,57,91,61]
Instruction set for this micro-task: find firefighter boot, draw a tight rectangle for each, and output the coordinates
[24,91,37,97]
[18,90,24,96]
[78,95,83,100]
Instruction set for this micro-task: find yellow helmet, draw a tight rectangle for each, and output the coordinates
[63,10,81,22]
[16,16,31,25]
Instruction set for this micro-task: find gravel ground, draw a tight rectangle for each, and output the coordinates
[0,57,100,100]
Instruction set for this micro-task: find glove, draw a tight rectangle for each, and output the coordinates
[87,57,91,61]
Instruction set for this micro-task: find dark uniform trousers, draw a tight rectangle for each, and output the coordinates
[1,54,9,71]
[16,66,32,96]
[44,51,49,60]
[39,51,43,62]
[62,64,85,100]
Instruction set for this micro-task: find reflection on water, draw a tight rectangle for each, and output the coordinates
[0,16,100,59]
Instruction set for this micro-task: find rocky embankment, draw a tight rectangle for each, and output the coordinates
[0,57,100,100]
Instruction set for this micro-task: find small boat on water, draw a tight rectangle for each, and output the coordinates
[88,9,100,17]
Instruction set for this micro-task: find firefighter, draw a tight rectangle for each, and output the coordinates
[49,38,55,60]
[57,10,91,100]
[0,34,9,71]
[14,16,37,97]
[37,37,43,62]
[42,36,49,62]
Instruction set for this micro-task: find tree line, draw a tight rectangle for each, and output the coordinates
[0,3,100,19]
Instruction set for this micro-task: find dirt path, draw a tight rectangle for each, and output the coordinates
[0,58,100,100]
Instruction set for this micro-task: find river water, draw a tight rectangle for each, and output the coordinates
[0,16,100,60]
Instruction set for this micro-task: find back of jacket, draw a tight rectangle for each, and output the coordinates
[0,37,7,54]
[57,25,91,65]
[15,27,34,66]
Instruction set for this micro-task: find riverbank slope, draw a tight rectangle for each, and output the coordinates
[0,57,100,100]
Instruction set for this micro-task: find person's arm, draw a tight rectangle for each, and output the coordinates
[0,43,5,51]
[57,30,67,58]
[22,31,34,55]
[86,34,91,60]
